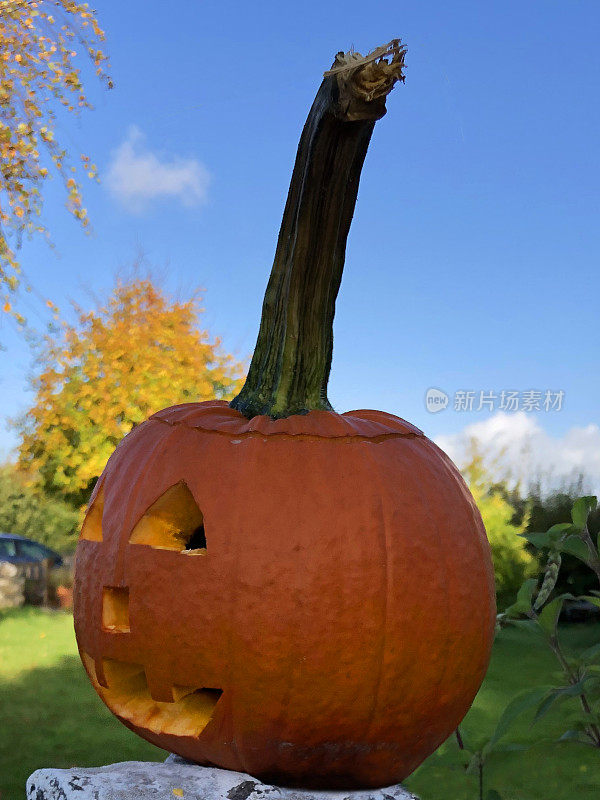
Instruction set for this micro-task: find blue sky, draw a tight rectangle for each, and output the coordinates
[1,0,598,485]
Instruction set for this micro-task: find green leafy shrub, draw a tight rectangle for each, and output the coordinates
[0,464,80,553]
[524,486,600,597]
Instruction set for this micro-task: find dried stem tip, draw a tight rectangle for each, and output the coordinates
[324,39,407,121]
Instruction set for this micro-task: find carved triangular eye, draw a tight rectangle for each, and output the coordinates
[80,485,104,541]
[129,482,206,554]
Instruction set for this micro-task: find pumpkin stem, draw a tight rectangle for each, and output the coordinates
[230,40,406,419]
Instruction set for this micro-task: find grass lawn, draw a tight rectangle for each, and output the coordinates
[0,607,162,800]
[1,608,599,800]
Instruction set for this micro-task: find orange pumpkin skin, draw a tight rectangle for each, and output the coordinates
[74,400,495,789]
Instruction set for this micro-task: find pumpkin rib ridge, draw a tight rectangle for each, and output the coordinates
[149,401,423,439]
[227,463,250,777]
[365,484,390,739]
[148,415,423,444]
[414,442,454,744]
[361,448,389,741]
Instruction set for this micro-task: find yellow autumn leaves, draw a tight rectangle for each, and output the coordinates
[16,278,245,506]
[0,1,111,313]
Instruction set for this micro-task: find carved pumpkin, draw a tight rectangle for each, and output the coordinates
[75,40,495,789]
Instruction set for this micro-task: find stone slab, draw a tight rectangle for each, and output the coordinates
[27,757,418,800]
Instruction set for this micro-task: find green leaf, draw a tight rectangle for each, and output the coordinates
[520,531,553,549]
[537,594,573,637]
[559,535,591,563]
[548,522,579,535]
[516,577,538,605]
[558,729,596,746]
[486,791,503,800]
[533,690,560,722]
[506,618,539,633]
[520,525,579,550]
[534,679,591,722]
[585,666,600,679]
[582,595,600,609]
[489,686,551,748]
[504,578,538,617]
[580,642,600,663]
[572,496,597,529]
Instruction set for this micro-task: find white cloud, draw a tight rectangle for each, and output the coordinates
[435,412,600,494]
[106,126,210,212]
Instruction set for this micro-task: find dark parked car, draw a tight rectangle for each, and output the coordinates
[0,533,63,567]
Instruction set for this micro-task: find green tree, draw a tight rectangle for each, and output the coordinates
[0,462,79,552]
[524,483,600,597]
[15,276,245,507]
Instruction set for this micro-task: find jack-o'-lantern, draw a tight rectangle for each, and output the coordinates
[74,40,495,790]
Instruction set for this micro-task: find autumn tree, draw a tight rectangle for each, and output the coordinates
[16,277,245,507]
[462,441,537,607]
[0,0,111,317]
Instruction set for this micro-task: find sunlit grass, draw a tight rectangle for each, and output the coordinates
[0,608,163,800]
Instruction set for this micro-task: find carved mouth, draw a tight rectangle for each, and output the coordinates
[81,653,222,738]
